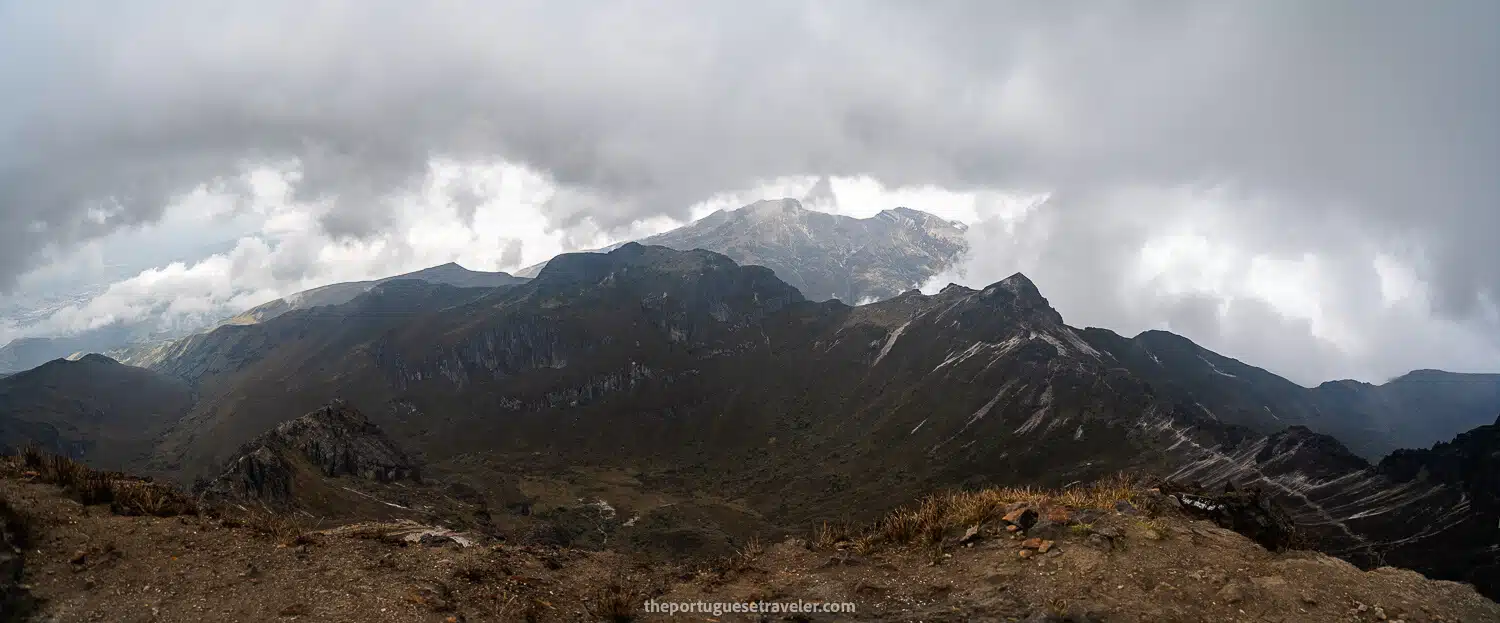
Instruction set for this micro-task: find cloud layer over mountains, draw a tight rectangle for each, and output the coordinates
[0,1,1496,383]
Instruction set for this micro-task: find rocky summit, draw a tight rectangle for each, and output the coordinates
[0,243,1496,621]
[203,400,420,508]
[519,198,969,304]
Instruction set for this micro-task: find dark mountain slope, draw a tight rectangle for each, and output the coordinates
[1081,328,1500,459]
[0,354,192,471]
[1316,370,1500,452]
[0,325,137,374]
[222,262,526,326]
[1374,414,1500,597]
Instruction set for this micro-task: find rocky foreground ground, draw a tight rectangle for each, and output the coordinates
[2,459,1497,623]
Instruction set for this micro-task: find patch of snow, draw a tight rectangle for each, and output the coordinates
[339,486,410,510]
[584,498,617,519]
[1014,386,1053,434]
[1029,330,1068,356]
[934,340,988,371]
[1197,355,1239,378]
[1074,425,1085,440]
[871,320,911,367]
[1061,327,1104,359]
[910,418,929,435]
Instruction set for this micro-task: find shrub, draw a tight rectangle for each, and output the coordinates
[584,574,647,623]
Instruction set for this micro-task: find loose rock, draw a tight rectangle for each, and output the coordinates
[1003,507,1039,532]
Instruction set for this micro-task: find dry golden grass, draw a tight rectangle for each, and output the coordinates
[825,473,1145,550]
[15,446,196,517]
[584,572,649,623]
[812,520,853,550]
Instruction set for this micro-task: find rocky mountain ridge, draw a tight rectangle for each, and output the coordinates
[519,198,969,304]
[1,244,1496,600]
[39,243,1482,598]
[202,400,420,508]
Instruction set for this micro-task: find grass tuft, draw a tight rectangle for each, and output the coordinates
[14,449,197,517]
[584,573,648,622]
[817,473,1147,551]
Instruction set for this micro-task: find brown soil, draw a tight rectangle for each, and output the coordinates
[3,474,1496,623]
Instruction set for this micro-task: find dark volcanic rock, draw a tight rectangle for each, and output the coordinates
[1162,481,1296,552]
[205,400,418,504]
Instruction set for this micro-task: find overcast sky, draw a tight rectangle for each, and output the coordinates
[1,0,1496,385]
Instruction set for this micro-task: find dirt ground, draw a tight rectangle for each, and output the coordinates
[3,475,1497,623]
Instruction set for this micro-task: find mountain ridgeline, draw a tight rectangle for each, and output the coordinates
[518,198,970,304]
[0,202,1495,600]
[0,242,1488,595]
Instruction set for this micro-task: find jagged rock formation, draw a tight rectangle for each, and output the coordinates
[519,198,968,304]
[204,400,418,506]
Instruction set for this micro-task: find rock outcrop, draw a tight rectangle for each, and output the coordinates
[204,400,418,505]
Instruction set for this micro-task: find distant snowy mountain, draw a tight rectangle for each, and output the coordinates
[519,198,969,304]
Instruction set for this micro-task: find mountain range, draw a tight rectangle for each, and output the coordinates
[0,200,1496,598]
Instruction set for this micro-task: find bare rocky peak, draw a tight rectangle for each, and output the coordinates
[204,400,417,504]
[519,198,969,303]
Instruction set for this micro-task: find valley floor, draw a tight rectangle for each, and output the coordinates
[3,473,1497,622]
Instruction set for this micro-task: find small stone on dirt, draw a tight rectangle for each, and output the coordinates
[1003,507,1039,531]
[1018,549,1034,559]
[1086,533,1113,552]
[1217,581,1246,604]
[1006,524,1020,532]
[958,524,982,545]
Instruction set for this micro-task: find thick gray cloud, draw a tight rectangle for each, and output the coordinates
[0,0,1496,380]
